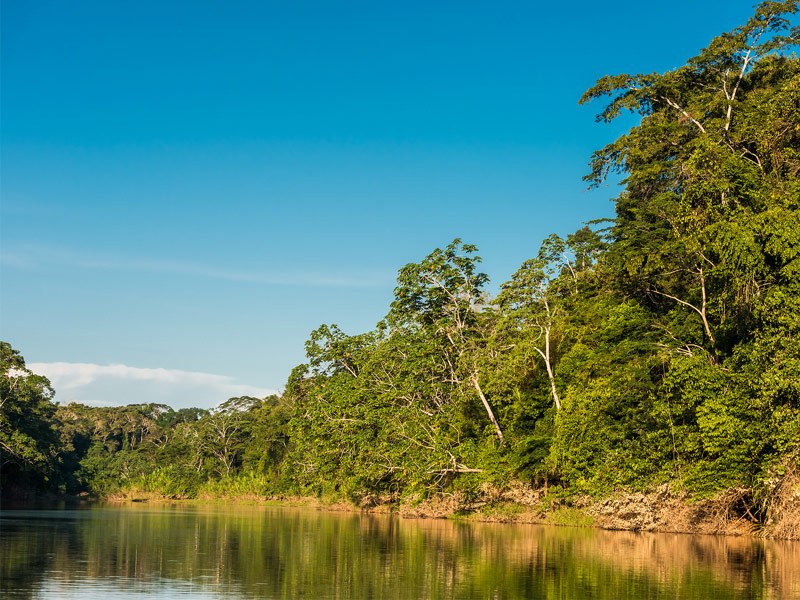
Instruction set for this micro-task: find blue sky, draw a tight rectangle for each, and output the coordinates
[1,0,761,408]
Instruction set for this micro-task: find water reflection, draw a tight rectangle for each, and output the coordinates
[1,504,797,599]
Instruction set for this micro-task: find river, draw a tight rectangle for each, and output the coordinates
[1,503,797,599]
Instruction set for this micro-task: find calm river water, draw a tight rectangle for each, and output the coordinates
[1,503,798,599]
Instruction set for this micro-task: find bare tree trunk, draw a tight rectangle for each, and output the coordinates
[544,349,561,411]
[534,337,561,410]
[533,297,562,410]
[471,375,504,443]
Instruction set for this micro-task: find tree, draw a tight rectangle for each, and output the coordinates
[241,395,292,476]
[389,239,503,442]
[495,229,608,412]
[0,342,59,497]
[581,0,799,359]
[496,257,562,410]
[575,0,800,493]
[200,396,260,478]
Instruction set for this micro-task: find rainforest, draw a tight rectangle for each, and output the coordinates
[2,2,799,539]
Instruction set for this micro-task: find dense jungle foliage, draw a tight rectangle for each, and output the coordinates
[2,2,799,510]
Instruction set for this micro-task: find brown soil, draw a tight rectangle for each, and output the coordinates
[397,482,546,522]
[588,485,758,536]
[376,479,799,540]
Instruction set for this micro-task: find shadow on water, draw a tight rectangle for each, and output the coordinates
[1,503,798,599]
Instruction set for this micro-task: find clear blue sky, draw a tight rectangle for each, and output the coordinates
[1,0,760,408]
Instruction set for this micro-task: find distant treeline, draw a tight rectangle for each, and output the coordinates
[2,3,799,513]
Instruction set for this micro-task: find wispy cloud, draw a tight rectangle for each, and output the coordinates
[28,362,278,410]
[1,244,391,288]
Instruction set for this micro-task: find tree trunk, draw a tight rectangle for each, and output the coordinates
[471,375,504,443]
[534,323,561,410]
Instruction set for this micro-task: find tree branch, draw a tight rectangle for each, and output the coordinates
[650,278,716,345]
[660,95,706,133]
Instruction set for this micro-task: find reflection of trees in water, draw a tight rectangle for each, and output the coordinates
[763,540,800,600]
[0,512,80,600]
[1,506,797,599]
[397,518,798,600]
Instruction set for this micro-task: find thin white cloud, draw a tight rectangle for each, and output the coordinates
[1,244,391,288]
[28,362,278,410]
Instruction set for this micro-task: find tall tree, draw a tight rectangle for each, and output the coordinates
[0,342,59,497]
[389,239,503,442]
[577,0,800,491]
[581,0,799,359]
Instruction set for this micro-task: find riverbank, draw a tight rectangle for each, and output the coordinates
[103,469,800,541]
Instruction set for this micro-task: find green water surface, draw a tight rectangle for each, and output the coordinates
[1,503,797,599]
